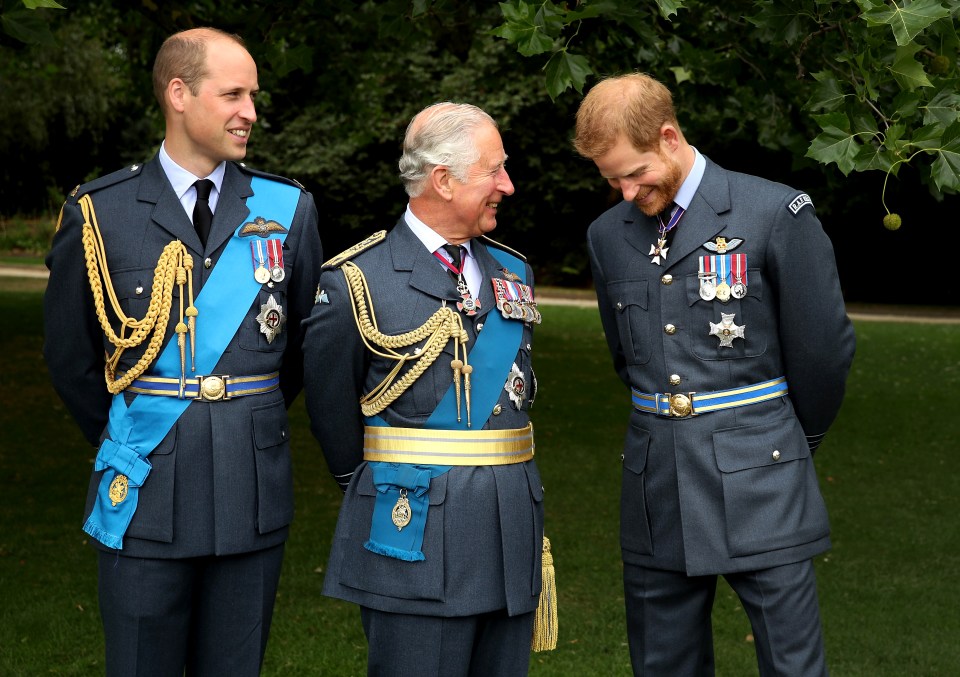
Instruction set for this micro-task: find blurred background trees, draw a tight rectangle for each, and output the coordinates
[2,0,958,302]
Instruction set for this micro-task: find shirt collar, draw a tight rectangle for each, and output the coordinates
[673,147,706,212]
[159,142,227,202]
[403,204,474,257]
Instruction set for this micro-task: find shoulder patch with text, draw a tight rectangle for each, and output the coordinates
[787,193,813,215]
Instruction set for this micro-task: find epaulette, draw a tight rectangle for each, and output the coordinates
[66,163,145,203]
[479,234,527,262]
[786,192,814,216]
[233,161,306,191]
[322,230,387,269]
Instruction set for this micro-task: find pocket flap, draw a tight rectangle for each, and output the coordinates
[622,421,651,475]
[252,400,289,449]
[608,278,649,311]
[714,418,808,473]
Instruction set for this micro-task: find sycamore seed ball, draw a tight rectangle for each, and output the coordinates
[883,213,902,231]
[930,55,951,75]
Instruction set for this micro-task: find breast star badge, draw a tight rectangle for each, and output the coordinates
[709,312,745,348]
[256,294,286,343]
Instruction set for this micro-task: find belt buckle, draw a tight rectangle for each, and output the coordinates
[196,375,231,401]
[667,392,696,418]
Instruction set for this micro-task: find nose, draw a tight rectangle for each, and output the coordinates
[497,166,515,196]
[618,178,641,202]
[241,95,257,123]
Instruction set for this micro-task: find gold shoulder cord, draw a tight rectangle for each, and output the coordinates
[77,194,198,395]
[340,261,474,426]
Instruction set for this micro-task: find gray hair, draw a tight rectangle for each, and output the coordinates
[399,102,497,197]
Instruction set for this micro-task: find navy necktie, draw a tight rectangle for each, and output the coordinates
[442,244,464,270]
[193,179,214,248]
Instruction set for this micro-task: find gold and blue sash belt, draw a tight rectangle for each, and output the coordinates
[632,377,788,418]
[126,372,280,401]
[363,423,534,465]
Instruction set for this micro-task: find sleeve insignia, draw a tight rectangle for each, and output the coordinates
[239,216,289,237]
[788,193,813,215]
[322,230,387,269]
[702,236,743,253]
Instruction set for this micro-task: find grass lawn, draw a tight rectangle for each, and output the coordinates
[1,280,958,675]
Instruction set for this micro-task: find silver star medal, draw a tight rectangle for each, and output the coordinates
[709,312,745,348]
[504,362,526,410]
[256,294,286,343]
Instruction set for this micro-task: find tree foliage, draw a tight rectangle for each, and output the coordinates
[1,0,958,299]
[493,0,960,211]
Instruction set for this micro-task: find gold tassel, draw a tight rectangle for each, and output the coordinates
[531,536,558,652]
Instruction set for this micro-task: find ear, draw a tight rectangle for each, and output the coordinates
[167,78,189,114]
[659,124,681,152]
[429,165,455,201]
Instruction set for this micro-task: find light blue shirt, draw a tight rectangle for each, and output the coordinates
[158,142,226,222]
[673,147,706,212]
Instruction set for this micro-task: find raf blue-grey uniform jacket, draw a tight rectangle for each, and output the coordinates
[44,156,323,558]
[302,220,544,617]
[587,158,856,576]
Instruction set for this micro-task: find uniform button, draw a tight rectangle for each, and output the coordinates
[492,404,502,416]
[526,343,532,350]
[476,322,484,333]
[661,274,673,285]
[135,285,143,295]
[664,324,676,335]
[204,257,213,269]
[669,374,681,386]
[617,301,623,310]
[772,450,781,461]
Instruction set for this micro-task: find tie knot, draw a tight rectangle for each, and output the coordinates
[442,244,463,268]
[194,179,214,201]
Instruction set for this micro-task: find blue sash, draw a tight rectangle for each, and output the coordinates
[82,177,300,549]
[364,246,527,560]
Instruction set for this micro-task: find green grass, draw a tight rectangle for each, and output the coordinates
[2,288,959,676]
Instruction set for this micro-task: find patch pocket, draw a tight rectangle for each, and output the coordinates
[123,426,178,543]
[620,421,653,555]
[685,271,766,360]
[252,400,293,534]
[714,417,829,557]
[607,279,652,365]
[110,267,175,326]
[341,466,447,601]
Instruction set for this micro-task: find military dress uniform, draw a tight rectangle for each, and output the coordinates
[587,157,855,675]
[302,219,546,675]
[43,156,322,675]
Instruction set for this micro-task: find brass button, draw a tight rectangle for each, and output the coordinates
[204,257,213,269]
[772,450,781,461]
[661,274,673,285]
[492,404,502,416]
[664,324,676,335]
[669,374,681,386]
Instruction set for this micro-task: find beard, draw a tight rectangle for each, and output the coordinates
[633,153,684,217]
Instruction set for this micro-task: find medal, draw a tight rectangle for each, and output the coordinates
[715,254,731,303]
[252,240,270,283]
[391,488,412,531]
[649,204,686,266]
[492,278,541,324]
[730,253,747,299]
[698,256,717,301]
[434,248,480,316]
[267,239,285,283]
[255,293,285,343]
[709,312,746,348]
[504,362,525,410]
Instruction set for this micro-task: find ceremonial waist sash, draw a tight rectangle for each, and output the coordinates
[363,423,534,465]
[363,244,529,562]
[83,177,300,549]
[631,376,787,418]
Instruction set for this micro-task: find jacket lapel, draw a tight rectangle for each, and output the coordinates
[391,219,460,302]
[205,163,253,254]
[139,158,203,252]
[664,159,732,272]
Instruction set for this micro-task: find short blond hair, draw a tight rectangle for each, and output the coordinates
[574,73,679,159]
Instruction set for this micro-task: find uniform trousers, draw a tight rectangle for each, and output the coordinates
[360,606,535,677]
[97,543,285,677]
[623,559,827,677]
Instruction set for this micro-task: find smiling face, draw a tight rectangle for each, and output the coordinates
[166,36,258,177]
[594,132,686,217]
[445,123,515,241]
